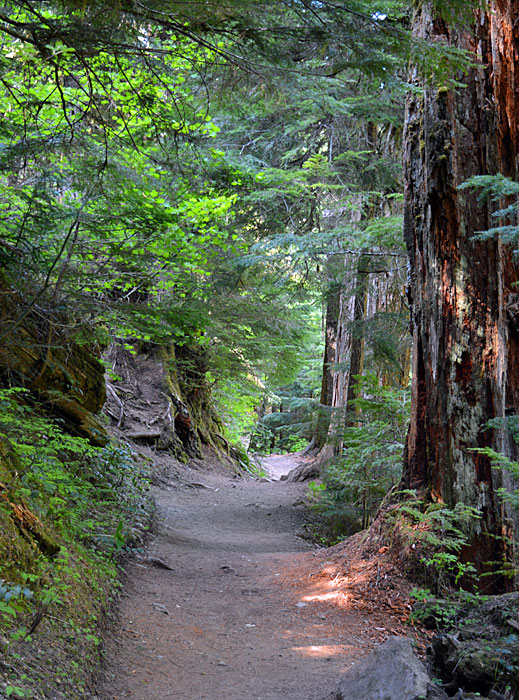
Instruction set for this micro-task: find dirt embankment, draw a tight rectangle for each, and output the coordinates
[97,453,412,700]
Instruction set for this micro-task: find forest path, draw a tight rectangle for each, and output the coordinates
[97,453,398,700]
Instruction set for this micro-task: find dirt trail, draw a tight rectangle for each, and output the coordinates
[97,453,403,700]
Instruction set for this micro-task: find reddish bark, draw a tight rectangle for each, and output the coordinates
[403,2,519,584]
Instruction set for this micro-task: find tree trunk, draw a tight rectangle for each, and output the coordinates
[315,255,356,464]
[402,1,519,584]
[309,272,340,454]
[345,258,369,423]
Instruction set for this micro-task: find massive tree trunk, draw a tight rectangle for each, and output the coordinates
[403,1,519,582]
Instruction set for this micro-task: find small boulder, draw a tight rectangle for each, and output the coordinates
[335,636,446,700]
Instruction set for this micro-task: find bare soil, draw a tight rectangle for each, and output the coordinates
[96,453,416,700]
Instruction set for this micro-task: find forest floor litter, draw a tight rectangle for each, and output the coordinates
[96,452,419,700]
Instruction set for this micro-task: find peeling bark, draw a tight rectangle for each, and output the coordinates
[403,1,519,584]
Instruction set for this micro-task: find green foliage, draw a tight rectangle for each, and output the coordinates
[4,684,30,698]
[0,36,236,340]
[390,494,481,592]
[249,394,320,454]
[0,389,147,551]
[432,0,487,26]
[311,374,409,540]
[0,386,151,695]
[409,587,462,629]
[248,314,324,454]
[0,0,477,442]
[0,0,346,433]
[460,174,519,247]
[472,445,519,511]
[469,439,519,580]
[0,580,34,633]
[213,378,260,445]
[252,393,320,452]
[0,0,465,457]
[0,1,492,695]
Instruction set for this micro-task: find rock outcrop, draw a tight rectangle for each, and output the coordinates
[103,342,230,464]
[0,436,60,576]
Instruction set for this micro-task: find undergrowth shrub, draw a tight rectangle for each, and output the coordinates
[310,375,409,541]
[471,445,519,582]
[0,387,151,698]
[388,492,481,593]
[249,393,318,455]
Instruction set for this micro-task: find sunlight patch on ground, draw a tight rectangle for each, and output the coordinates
[290,643,356,658]
[301,589,348,603]
[297,563,375,610]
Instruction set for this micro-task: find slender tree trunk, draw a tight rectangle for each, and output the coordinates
[309,274,340,454]
[402,1,519,584]
[346,258,369,423]
[315,255,356,464]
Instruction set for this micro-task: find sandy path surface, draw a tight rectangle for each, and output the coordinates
[260,452,305,480]
[97,454,389,700]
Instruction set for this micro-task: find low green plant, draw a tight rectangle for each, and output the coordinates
[0,387,152,697]
[0,580,34,633]
[469,421,519,579]
[471,445,519,510]
[0,388,149,553]
[307,481,326,503]
[391,493,481,592]
[409,587,461,629]
[4,684,30,698]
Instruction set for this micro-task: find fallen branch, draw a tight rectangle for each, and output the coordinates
[106,382,124,427]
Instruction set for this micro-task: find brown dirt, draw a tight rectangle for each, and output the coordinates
[96,453,421,700]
